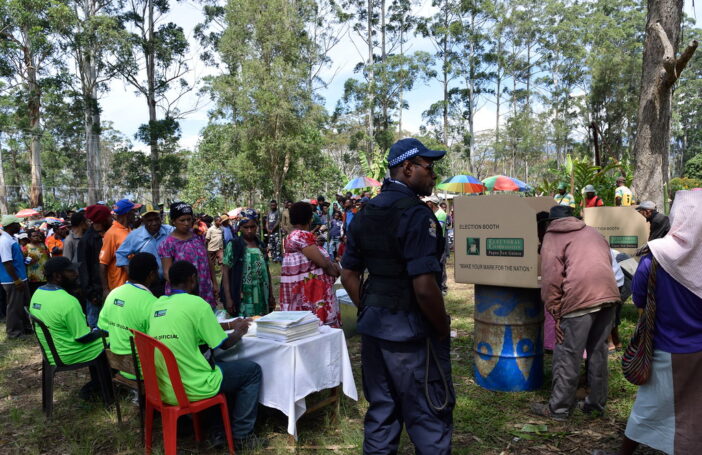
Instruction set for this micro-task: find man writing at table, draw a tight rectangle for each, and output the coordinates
[148,260,266,450]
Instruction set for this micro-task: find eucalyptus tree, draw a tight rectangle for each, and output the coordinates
[55,0,123,204]
[632,0,697,207]
[112,0,191,205]
[209,0,326,200]
[0,0,69,207]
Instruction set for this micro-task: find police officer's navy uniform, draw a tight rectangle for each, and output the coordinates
[342,178,456,454]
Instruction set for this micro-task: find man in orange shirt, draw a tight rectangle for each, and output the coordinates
[99,199,139,298]
[45,223,69,257]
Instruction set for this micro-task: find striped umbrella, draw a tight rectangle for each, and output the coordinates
[344,176,381,190]
[15,208,40,218]
[482,175,531,192]
[436,175,486,194]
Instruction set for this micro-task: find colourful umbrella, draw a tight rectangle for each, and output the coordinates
[44,216,64,224]
[344,176,381,190]
[436,175,486,194]
[482,175,531,192]
[15,208,40,218]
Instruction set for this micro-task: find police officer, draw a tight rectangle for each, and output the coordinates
[341,138,455,455]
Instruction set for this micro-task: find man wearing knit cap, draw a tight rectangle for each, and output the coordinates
[78,204,113,327]
[99,199,140,298]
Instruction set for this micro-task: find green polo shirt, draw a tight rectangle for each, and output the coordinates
[29,286,103,366]
[98,282,157,378]
[434,208,448,236]
[147,292,227,405]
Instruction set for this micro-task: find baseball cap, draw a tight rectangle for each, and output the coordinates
[635,201,656,211]
[1,214,22,226]
[113,199,142,215]
[422,195,441,204]
[583,184,596,193]
[557,182,567,190]
[387,138,446,168]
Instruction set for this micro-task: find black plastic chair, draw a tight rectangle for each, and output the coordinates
[25,309,112,418]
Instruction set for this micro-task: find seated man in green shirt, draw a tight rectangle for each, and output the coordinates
[29,257,111,401]
[98,252,159,379]
[148,261,265,450]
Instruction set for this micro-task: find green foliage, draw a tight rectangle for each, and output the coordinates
[205,0,327,200]
[672,28,702,174]
[536,154,629,212]
[683,153,702,180]
[668,177,702,194]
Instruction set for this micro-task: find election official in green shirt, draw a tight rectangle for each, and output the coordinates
[98,252,159,379]
[147,260,265,450]
[29,257,112,401]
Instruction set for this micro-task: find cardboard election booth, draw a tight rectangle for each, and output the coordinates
[453,194,554,392]
[582,206,650,256]
[453,194,555,288]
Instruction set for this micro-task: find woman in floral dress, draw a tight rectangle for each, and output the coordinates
[222,209,275,317]
[280,202,341,327]
[158,202,218,308]
[26,230,50,295]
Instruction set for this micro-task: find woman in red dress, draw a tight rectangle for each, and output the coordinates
[279,202,341,327]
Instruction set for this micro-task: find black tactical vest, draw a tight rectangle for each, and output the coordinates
[353,196,444,311]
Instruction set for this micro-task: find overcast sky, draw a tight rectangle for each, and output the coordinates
[101,0,701,152]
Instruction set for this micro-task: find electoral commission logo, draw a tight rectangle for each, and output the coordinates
[466,238,525,257]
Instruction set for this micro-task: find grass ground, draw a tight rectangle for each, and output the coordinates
[0,258,664,454]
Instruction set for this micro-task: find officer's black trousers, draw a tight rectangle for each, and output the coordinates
[361,334,455,455]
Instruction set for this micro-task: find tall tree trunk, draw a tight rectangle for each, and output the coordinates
[380,0,388,134]
[82,0,102,205]
[27,62,43,208]
[441,0,449,145]
[397,14,404,134]
[147,0,160,206]
[0,147,8,213]
[632,0,697,207]
[466,13,476,174]
[494,52,501,174]
[85,99,102,205]
[366,0,374,168]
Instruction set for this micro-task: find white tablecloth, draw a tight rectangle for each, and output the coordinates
[215,326,358,438]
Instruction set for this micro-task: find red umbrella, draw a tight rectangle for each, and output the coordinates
[15,208,40,218]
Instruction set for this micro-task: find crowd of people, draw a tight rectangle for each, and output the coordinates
[1,136,700,454]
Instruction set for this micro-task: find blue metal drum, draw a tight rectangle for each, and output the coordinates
[473,284,544,391]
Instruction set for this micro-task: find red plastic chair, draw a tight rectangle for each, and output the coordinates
[130,329,234,455]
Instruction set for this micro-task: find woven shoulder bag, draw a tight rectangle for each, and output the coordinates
[621,257,658,385]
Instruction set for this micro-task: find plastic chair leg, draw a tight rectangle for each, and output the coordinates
[44,366,55,419]
[192,412,203,442]
[144,402,154,455]
[162,411,178,455]
[219,402,235,455]
[41,362,48,414]
[114,391,123,424]
[96,364,113,409]
[137,395,145,446]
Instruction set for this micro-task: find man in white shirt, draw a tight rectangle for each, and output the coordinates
[1,215,31,338]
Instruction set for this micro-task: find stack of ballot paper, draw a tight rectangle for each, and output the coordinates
[255,311,320,342]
